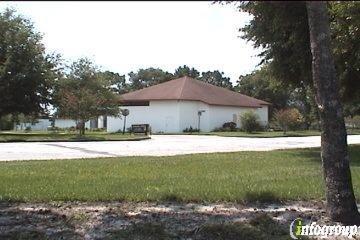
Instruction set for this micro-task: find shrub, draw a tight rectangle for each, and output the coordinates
[0,114,13,130]
[90,128,105,132]
[240,111,261,133]
[272,108,304,134]
[183,126,199,133]
[345,115,360,129]
[222,122,237,131]
[25,126,31,132]
[47,126,60,132]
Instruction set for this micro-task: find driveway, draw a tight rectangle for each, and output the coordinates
[1,135,360,161]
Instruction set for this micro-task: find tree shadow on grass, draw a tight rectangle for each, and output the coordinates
[0,201,82,240]
[243,191,282,205]
[285,145,360,166]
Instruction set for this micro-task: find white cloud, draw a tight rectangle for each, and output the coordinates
[0,1,262,83]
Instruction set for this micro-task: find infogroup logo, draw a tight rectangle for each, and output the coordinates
[290,218,360,239]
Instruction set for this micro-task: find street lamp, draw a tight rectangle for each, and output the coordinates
[198,110,205,131]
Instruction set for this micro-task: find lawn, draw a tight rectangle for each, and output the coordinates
[164,129,360,138]
[0,131,149,142]
[0,145,359,202]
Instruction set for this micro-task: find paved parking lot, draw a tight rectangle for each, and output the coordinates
[1,135,360,161]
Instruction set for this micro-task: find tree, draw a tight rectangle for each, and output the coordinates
[0,8,60,118]
[237,65,319,128]
[236,66,290,112]
[128,68,173,90]
[173,65,200,79]
[98,71,129,94]
[306,1,360,224]
[329,2,360,115]
[272,108,304,134]
[234,1,360,223]
[200,70,233,89]
[238,1,360,116]
[54,58,120,135]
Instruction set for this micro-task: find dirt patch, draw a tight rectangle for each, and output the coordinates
[0,200,346,239]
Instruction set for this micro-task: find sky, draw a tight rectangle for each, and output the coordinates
[0,1,262,84]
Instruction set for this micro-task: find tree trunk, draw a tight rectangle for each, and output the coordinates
[79,120,85,135]
[306,1,360,224]
[123,116,126,135]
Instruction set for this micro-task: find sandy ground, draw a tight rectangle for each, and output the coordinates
[0,200,333,240]
[0,135,360,161]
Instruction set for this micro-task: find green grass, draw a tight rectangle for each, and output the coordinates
[0,131,149,142]
[0,145,360,202]
[160,129,360,138]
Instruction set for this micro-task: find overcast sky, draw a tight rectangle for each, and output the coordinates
[0,1,262,84]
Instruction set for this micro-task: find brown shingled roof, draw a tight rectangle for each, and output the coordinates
[119,76,270,108]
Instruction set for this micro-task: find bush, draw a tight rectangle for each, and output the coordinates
[47,126,60,132]
[240,111,261,133]
[183,126,199,133]
[25,126,31,132]
[345,115,360,129]
[0,114,13,130]
[272,108,304,134]
[90,128,106,132]
[222,122,237,131]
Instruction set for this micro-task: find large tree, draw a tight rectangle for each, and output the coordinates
[235,1,360,223]
[307,1,360,224]
[98,70,129,94]
[200,70,233,89]
[128,67,173,90]
[236,66,290,111]
[173,65,200,79]
[238,1,360,116]
[237,66,319,127]
[0,8,60,118]
[54,58,120,135]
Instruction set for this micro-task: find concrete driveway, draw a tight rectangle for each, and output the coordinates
[1,135,360,161]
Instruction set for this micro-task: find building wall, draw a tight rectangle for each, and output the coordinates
[14,118,91,131]
[178,100,210,132]
[107,100,269,133]
[208,105,268,130]
[54,119,90,129]
[107,100,180,133]
[18,119,52,131]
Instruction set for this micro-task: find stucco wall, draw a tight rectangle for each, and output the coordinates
[107,100,269,133]
[54,119,90,129]
[15,118,91,131]
[178,101,210,132]
[107,100,180,133]
[17,119,52,131]
[208,105,268,130]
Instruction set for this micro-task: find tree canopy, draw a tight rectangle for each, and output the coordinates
[237,1,360,115]
[0,8,60,117]
[200,70,233,89]
[53,58,120,134]
[174,65,200,79]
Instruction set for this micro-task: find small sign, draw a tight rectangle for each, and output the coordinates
[132,124,150,135]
